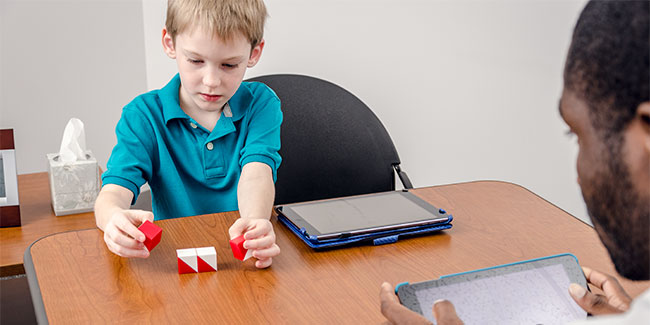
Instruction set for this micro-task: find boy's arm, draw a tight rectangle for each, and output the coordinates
[230,162,280,268]
[236,162,274,220]
[95,184,153,258]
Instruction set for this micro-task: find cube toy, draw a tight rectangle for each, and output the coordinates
[138,220,162,251]
[196,247,218,272]
[177,247,218,274]
[229,235,253,261]
[177,248,198,274]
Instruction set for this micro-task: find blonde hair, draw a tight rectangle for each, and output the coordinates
[166,0,267,46]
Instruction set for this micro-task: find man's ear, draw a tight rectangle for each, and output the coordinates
[247,39,265,68]
[162,28,176,59]
[638,102,650,153]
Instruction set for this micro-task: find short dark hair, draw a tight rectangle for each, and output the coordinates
[564,0,649,136]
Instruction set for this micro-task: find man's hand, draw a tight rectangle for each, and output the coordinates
[569,266,632,315]
[102,209,154,258]
[229,218,280,268]
[379,282,463,325]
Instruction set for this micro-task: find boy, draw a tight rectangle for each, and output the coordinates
[94,0,281,269]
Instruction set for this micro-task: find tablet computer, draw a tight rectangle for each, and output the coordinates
[276,191,450,240]
[397,254,587,324]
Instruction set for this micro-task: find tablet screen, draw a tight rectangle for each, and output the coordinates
[282,191,447,238]
[399,254,587,324]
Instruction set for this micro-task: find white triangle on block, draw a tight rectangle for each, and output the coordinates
[196,246,217,271]
[243,249,253,261]
[177,248,198,272]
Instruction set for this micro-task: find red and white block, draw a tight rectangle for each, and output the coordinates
[229,235,253,261]
[177,247,217,274]
[138,220,162,251]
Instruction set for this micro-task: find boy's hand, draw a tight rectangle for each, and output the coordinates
[569,266,632,315]
[229,218,280,268]
[103,209,154,258]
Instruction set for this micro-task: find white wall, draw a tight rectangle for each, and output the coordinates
[2,0,591,224]
[142,0,590,222]
[0,0,147,176]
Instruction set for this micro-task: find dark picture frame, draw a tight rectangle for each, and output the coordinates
[0,129,21,227]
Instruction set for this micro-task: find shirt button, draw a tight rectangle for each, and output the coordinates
[190,122,197,129]
[206,142,214,150]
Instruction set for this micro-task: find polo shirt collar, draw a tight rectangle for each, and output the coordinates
[160,74,253,125]
[161,74,188,125]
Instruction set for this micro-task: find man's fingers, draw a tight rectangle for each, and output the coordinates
[569,283,625,315]
[433,300,463,325]
[581,267,631,311]
[380,282,431,325]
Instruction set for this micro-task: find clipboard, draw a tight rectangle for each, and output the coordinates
[275,190,453,250]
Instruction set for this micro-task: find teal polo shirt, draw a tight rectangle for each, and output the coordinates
[102,74,282,220]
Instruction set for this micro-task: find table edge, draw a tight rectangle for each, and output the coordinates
[418,179,593,228]
[23,229,98,325]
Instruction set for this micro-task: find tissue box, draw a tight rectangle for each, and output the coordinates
[47,151,100,216]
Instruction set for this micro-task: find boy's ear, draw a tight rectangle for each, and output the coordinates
[247,39,265,68]
[162,28,176,59]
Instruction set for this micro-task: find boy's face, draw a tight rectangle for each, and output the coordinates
[162,27,264,114]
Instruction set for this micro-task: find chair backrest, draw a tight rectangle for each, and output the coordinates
[246,74,406,205]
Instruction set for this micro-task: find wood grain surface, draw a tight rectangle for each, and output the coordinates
[27,181,650,324]
[0,173,96,268]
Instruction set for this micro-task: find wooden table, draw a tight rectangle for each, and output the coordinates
[24,181,649,324]
[0,173,96,274]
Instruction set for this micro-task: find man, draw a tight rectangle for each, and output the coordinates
[379,1,649,323]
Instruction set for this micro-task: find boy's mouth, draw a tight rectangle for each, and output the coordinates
[200,93,222,102]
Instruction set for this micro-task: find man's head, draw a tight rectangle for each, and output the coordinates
[560,0,650,280]
[161,0,268,114]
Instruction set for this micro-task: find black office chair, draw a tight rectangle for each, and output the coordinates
[246,74,413,205]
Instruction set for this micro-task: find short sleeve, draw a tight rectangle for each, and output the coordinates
[102,104,156,204]
[239,94,282,182]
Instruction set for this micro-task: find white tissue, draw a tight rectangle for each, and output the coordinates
[58,118,87,163]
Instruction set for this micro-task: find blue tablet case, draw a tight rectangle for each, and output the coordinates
[276,206,453,250]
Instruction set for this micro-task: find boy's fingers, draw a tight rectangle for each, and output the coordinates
[251,244,280,259]
[243,220,272,239]
[255,257,273,269]
[116,214,146,242]
[432,300,463,325]
[569,283,624,315]
[229,218,249,239]
[244,234,275,250]
[111,231,145,249]
[105,237,149,258]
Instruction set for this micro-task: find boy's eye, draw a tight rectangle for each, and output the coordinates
[222,63,238,69]
[187,58,203,64]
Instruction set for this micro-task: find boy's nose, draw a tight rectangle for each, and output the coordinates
[203,70,221,88]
